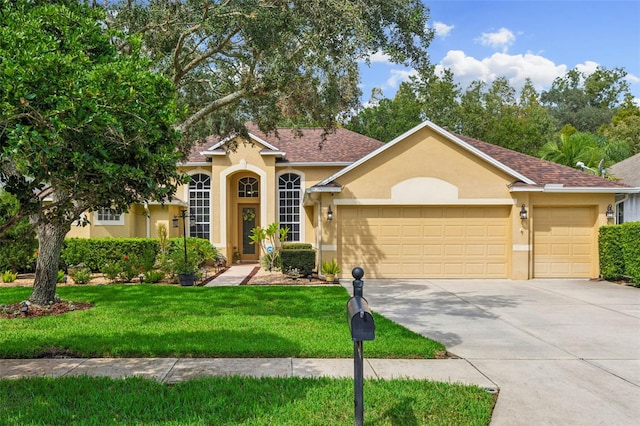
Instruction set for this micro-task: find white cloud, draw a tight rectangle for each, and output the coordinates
[476,28,516,52]
[368,51,392,64]
[433,21,454,38]
[436,50,567,92]
[575,60,599,76]
[625,73,640,84]
[385,69,418,89]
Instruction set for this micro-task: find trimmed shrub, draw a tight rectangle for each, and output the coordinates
[282,243,313,250]
[62,238,160,272]
[598,225,625,280]
[621,222,640,286]
[281,249,316,276]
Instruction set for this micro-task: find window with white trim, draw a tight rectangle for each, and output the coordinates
[238,177,259,198]
[94,208,124,225]
[189,173,211,239]
[278,173,301,241]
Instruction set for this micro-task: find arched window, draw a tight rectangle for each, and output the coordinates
[189,174,211,239]
[278,173,301,241]
[238,177,259,198]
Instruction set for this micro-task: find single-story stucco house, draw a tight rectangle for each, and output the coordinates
[68,121,639,280]
[608,153,640,223]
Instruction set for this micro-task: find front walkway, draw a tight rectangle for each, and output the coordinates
[204,263,256,286]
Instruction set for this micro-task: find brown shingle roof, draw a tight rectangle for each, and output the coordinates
[187,124,384,164]
[454,133,630,189]
[186,139,216,163]
[248,125,385,164]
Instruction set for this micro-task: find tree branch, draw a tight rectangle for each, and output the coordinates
[176,87,249,133]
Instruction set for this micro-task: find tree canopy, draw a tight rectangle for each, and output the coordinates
[104,0,435,146]
[345,65,637,164]
[0,0,183,303]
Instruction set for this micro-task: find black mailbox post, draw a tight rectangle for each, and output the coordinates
[346,267,375,426]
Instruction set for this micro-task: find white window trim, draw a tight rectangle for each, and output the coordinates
[276,170,305,242]
[187,171,212,240]
[94,208,125,226]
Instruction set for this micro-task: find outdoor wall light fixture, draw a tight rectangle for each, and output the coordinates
[519,204,528,220]
[606,204,615,221]
[327,205,333,221]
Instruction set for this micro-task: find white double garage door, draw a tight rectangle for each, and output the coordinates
[338,205,595,279]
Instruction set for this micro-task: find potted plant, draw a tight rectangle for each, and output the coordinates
[321,258,341,282]
[171,251,198,286]
[177,267,196,286]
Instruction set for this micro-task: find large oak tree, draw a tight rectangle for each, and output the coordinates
[103,0,434,144]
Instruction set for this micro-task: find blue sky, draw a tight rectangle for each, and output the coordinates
[359,0,640,105]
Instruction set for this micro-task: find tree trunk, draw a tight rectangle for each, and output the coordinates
[29,221,68,305]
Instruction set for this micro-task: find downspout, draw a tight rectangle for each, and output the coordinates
[144,202,151,238]
[306,191,323,276]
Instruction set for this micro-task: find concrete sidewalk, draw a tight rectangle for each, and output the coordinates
[0,357,497,390]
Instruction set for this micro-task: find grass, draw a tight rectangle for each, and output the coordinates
[0,285,445,359]
[0,375,495,425]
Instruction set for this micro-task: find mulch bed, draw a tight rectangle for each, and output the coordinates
[0,300,94,320]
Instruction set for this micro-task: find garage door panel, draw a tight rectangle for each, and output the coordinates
[424,225,444,237]
[339,206,509,278]
[534,206,596,278]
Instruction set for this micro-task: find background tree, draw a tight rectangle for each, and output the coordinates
[600,94,640,155]
[0,1,183,304]
[413,67,461,131]
[540,66,631,133]
[104,0,435,145]
[345,82,423,142]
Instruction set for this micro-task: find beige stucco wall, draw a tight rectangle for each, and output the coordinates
[336,129,514,202]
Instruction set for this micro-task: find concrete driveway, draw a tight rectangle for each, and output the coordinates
[353,278,640,426]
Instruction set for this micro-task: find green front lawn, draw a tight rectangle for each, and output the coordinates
[0,376,495,425]
[0,285,445,359]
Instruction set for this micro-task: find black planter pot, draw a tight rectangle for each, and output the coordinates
[178,273,195,286]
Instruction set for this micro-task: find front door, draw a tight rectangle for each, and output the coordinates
[239,205,259,261]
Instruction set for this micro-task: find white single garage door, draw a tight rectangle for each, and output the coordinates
[533,206,596,278]
[339,206,510,278]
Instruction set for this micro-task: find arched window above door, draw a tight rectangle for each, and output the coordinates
[238,177,259,198]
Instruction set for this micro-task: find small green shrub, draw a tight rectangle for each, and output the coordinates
[1,270,18,283]
[56,270,66,283]
[101,262,121,283]
[70,268,92,285]
[260,251,282,271]
[143,270,165,284]
[321,258,340,275]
